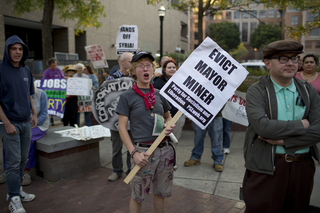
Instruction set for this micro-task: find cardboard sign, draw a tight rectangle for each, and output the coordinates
[34,78,67,118]
[222,91,248,126]
[160,37,248,130]
[92,77,134,131]
[78,94,93,112]
[116,25,138,55]
[84,44,109,68]
[66,78,92,96]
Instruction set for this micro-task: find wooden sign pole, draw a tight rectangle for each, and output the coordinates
[124,110,183,184]
[74,124,85,141]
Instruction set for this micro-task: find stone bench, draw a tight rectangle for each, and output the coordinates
[36,126,104,182]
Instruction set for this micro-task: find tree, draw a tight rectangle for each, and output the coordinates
[148,0,254,45]
[208,21,240,52]
[250,23,282,50]
[254,0,320,38]
[6,0,106,71]
[230,43,248,61]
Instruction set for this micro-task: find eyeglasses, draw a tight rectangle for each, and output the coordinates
[136,64,153,69]
[270,56,300,64]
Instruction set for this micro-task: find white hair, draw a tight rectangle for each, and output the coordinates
[75,63,85,70]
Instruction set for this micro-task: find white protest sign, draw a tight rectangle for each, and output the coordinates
[222,91,248,126]
[84,44,109,68]
[66,78,92,96]
[160,37,248,130]
[116,25,138,55]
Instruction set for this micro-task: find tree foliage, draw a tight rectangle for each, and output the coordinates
[148,0,319,41]
[208,21,240,52]
[250,23,282,50]
[7,0,106,34]
[253,0,320,38]
[230,43,248,61]
[6,0,106,70]
[148,0,254,45]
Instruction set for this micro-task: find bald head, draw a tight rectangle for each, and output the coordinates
[160,56,171,67]
[119,52,133,74]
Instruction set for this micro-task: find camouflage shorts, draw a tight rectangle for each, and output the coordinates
[130,143,175,203]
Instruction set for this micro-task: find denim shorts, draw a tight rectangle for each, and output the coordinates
[130,143,175,203]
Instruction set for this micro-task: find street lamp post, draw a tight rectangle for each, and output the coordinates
[158,5,166,62]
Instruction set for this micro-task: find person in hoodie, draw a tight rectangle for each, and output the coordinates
[0,35,37,213]
[242,40,320,213]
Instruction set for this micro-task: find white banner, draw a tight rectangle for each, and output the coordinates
[84,44,109,68]
[66,78,92,96]
[222,91,248,126]
[160,37,248,129]
[116,25,138,55]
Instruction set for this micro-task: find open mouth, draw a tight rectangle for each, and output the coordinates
[144,73,150,79]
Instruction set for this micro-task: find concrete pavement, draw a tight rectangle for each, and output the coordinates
[101,127,320,207]
[0,115,319,212]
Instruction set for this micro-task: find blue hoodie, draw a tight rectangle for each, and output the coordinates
[0,35,34,122]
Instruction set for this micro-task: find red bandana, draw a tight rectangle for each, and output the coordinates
[132,82,156,110]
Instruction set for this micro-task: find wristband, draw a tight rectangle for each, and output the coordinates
[131,149,139,158]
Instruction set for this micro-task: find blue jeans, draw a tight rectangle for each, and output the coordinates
[0,121,31,200]
[222,118,232,149]
[190,117,224,165]
[77,112,92,126]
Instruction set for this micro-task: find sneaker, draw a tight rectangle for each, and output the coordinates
[20,187,35,202]
[8,196,26,213]
[0,172,5,184]
[213,164,223,172]
[184,159,201,167]
[21,172,32,186]
[108,172,121,181]
[7,187,36,202]
[224,148,230,154]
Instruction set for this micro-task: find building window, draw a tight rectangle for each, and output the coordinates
[279,21,282,27]
[226,12,231,19]
[315,42,320,48]
[307,13,319,36]
[250,22,257,34]
[308,13,317,22]
[268,10,274,18]
[305,42,312,49]
[288,6,299,12]
[214,12,223,20]
[194,44,198,50]
[260,10,266,18]
[194,19,198,29]
[242,23,248,42]
[242,12,248,19]
[250,10,257,19]
[181,22,188,38]
[234,11,240,19]
[309,28,319,36]
[277,10,282,18]
[194,32,199,40]
[291,16,298,25]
